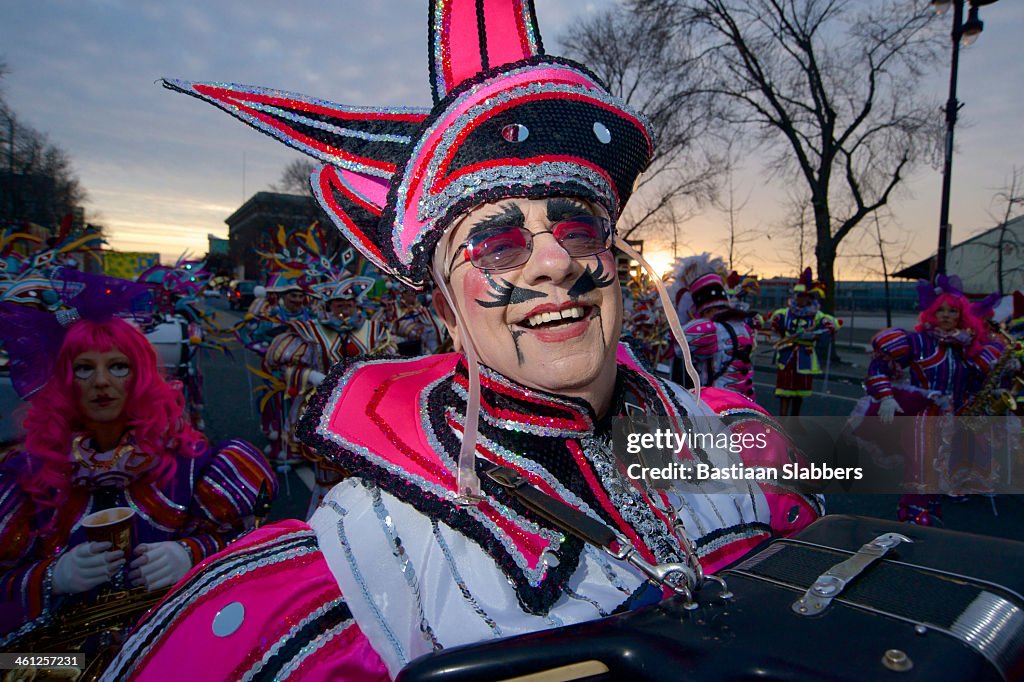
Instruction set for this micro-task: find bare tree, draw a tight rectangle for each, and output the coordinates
[1,60,87,229]
[560,6,729,242]
[772,188,814,275]
[270,158,318,195]
[2,118,87,229]
[712,166,758,271]
[989,166,1024,293]
[632,0,943,313]
[840,209,915,325]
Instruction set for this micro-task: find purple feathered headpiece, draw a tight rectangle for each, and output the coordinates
[916,274,965,311]
[0,267,153,398]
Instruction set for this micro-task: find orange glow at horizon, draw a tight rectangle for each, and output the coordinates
[641,251,676,279]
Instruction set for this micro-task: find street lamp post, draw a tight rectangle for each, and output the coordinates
[934,0,998,276]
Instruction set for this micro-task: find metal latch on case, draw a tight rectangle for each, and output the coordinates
[793,532,912,616]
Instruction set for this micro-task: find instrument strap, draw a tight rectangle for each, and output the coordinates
[485,465,714,602]
[485,466,617,549]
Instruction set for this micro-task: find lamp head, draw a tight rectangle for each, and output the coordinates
[961,5,984,45]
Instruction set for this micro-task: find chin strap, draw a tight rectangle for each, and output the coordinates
[614,236,702,402]
[432,256,485,504]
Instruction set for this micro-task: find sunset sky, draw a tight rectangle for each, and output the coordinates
[2,0,1022,279]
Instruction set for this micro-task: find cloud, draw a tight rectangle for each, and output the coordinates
[1,0,1019,279]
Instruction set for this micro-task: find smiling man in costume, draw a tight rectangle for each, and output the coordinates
[105,2,821,679]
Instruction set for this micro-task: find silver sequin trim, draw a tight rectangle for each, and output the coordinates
[580,434,684,566]
[325,498,408,666]
[240,596,348,681]
[275,617,355,680]
[369,484,441,650]
[431,519,502,636]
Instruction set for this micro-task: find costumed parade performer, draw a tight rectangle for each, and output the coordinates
[106,3,822,679]
[0,268,277,662]
[669,254,756,398]
[238,228,321,356]
[619,269,672,372]
[769,268,838,416]
[244,270,316,462]
[386,285,446,356]
[991,290,1024,412]
[137,257,228,429]
[265,275,389,515]
[857,275,1003,525]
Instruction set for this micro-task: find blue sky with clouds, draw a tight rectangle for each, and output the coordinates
[1,1,1022,279]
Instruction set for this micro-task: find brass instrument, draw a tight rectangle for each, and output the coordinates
[771,334,800,351]
[958,331,1024,418]
[7,586,169,682]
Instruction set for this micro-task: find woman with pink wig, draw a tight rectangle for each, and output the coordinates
[862,276,1003,525]
[0,269,277,647]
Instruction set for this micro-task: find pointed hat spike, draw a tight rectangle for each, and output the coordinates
[428,0,545,103]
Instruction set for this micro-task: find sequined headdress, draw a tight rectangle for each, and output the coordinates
[0,268,153,398]
[163,0,653,288]
[793,267,825,299]
[312,276,375,303]
[667,253,729,319]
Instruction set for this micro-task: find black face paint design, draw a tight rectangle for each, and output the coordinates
[567,256,616,299]
[510,328,526,365]
[475,273,546,309]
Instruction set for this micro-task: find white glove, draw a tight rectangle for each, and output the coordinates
[52,541,125,596]
[878,396,904,424]
[128,541,193,591]
[308,370,327,386]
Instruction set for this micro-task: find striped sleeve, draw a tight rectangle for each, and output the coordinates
[0,458,57,642]
[184,440,278,563]
[265,329,316,397]
[970,337,1004,374]
[866,328,911,400]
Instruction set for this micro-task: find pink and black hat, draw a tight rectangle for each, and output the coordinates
[163,0,653,288]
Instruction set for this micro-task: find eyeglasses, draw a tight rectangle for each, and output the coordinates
[448,215,613,274]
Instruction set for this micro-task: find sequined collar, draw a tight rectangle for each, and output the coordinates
[298,349,691,614]
[926,326,973,347]
[70,430,157,489]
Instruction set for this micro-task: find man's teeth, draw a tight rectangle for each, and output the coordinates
[523,306,586,328]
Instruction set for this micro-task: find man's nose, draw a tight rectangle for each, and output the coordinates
[521,231,575,285]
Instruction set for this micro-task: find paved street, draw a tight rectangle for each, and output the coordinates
[197,300,1024,543]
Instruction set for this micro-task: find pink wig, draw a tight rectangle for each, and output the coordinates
[20,317,205,511]
[915,292,988,356]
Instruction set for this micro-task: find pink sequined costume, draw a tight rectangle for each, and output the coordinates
[104,347,821,681]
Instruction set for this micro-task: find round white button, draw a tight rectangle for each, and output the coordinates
[212,601,245,637]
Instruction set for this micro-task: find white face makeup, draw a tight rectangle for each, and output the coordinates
[439,197,622,412]
[73,349,132,425]
[935,302,961,332]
